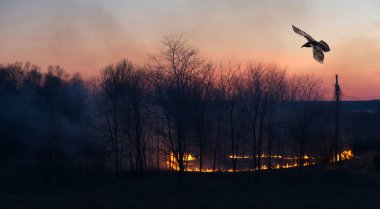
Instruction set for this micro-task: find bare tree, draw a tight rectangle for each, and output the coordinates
[287,74,324,168]
[217,61,245,173]
[149,35,207,181]
[263,66,287,169]
[241,62,265,171]
[97,59,147,175]
[190,63,214,172]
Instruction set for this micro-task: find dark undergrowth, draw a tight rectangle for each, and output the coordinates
[1,159,380,209]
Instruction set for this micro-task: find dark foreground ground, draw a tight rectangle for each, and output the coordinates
[1,159,380,209]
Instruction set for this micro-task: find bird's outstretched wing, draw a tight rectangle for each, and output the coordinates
[292,25,316,42]
[312,45,324,63]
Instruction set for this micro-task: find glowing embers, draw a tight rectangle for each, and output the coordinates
[331,149,354,162]
[227,154,312,160]
[340,149,353,160]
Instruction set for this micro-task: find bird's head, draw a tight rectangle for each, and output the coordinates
[301,43,311,48]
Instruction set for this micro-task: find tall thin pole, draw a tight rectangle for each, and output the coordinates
[334,74,341,162]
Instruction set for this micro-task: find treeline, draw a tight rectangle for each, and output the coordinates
[0,36,358,179]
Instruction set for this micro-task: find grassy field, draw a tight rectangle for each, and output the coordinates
[1,160,380,209]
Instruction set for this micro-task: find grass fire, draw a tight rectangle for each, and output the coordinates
[167,149,354,172]
[1,1,380,208]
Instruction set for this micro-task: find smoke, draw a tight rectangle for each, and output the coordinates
[0,0,145,76]
[0,63,94,159]
[151,0,311,57]
[0,0,312,73]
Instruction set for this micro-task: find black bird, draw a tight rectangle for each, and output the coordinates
[292,25,330,63]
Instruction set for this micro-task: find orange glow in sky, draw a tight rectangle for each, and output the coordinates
[1,0,379,100]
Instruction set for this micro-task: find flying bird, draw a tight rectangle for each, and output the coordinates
[292,25,330,63]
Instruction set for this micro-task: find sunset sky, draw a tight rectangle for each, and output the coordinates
[1,0,380,100]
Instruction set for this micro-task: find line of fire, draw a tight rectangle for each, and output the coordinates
[166,149,354,172]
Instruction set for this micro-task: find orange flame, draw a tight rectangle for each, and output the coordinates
[166,149,353,172]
